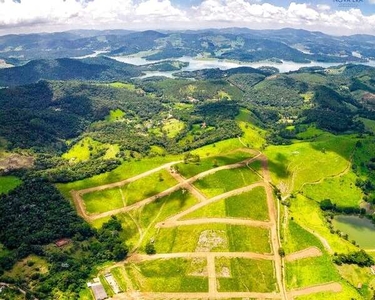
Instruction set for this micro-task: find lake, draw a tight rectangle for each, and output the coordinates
[332,215,375,249]
[111,54,375,77]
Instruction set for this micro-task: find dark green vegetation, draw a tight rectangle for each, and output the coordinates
[0,180,128,299]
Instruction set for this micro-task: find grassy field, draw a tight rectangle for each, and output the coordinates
[62,137,119,162]
[264,134,355,195]
[82,169,178,214]
[154,224,270,254]
[337,264,375,299]
[236,109,266,149]
[0,175,21,194]
[289,194,358,254]
[123,258,209,292]
[283,220,341,290]
[106,109,125,122]
[216,257,277,292]
[176,150,253,178]
[91,189,199,251]
[182,187,269,221]
[57,154,181,200]
[359,117,375,134]
[302,171,363,208]
[193,166,261,198]
[162,119,185,138]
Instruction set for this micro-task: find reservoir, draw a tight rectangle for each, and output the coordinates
[332,215,375,249]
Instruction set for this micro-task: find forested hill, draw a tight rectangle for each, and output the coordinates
[1,28,374,65]
[0,57,194,86]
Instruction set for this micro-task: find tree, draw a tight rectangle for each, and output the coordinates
[145,242,156,255]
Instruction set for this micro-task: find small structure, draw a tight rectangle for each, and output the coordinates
[55,238,70,248]
[370,265,375,275]
[87,280,108,300]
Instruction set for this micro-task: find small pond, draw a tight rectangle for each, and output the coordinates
[332,215,375,249]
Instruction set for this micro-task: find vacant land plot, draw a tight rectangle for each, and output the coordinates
[265,135,354,194]
[216,257,277,293]
[0,176,21,194]
[91,189,199,251]
[162,119,185,138]
[154,224,270,254]
[123,258,209,292]
[176,151,253,178]
[62,137,119,162]
[302,171,362,208]
[182,187,268,221]
[193,166,261,198]
[82,169,178,214]
[106,109,125,122]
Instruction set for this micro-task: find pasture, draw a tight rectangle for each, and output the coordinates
[193,166,261,198]
[182,186,269,221]
[82,169,178,214]
[0,175,21,194]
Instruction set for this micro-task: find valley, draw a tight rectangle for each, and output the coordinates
[1,28,375,300]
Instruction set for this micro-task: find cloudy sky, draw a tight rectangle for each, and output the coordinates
[1,0,375,36]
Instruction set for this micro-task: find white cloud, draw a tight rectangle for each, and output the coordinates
[0,0,375,35]
[317,4,330,11]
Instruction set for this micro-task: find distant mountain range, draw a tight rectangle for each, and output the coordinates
[1,28,375,65]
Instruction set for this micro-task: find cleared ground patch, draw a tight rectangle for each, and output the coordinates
[193,166,261,198]
[91,189,199,251]
[82,169,178,214]
[162,119,185,138]
[154,224,270,254]
[176,150,253,178]
[181,186,269,221]
[123,258,209,292]
[62,137,119,162]
[302,171,362,208]
[0,175,21,194]
[265,134,354,195]
[216,257,277,293]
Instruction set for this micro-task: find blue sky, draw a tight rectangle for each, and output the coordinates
[1,0,375,35]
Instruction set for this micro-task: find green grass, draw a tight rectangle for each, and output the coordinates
[111,267,127,291]
[154,224,270,254]
[289,194,358,254]
[91,189,199,251]
[79,288,94,300]
[176,150,253,178]
[286,255,340,289]
[236,109,266,149]
[296,126,325,140]
[216,257,277,292]
[302,171,363,208]
[337,264,375,299]
[109,82,136,90]
[57,154,181,200]
[99,274,114,297]
[182,186,269,221]
[0,175,21,194]
[359,117,375,134]
[106,109,125,122]
[82,169,178,214]
[62,137,119,162]
[193,166,261,198]
[264,135,355,195]
[162,119,185,138]
[124,258,208,292]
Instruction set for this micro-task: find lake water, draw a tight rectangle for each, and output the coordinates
[332,215,375,249]
[111,54,375,77]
